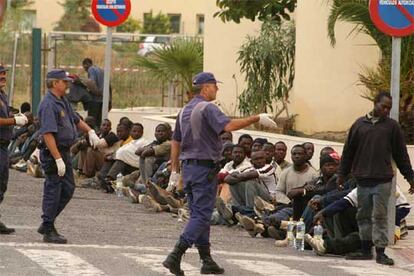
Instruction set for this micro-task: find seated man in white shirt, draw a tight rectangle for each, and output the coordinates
[103,123,147,191]
[223,151,276,214]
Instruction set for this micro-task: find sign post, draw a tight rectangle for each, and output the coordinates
[102,27,113,120]
[91,0,131,120]
[369,0,414,245]
[390,37,401,121]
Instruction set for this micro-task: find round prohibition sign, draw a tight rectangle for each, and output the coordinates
[369,0,414,37]
[91,0,131,27]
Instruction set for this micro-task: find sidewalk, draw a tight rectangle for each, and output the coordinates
[389,182,414,271]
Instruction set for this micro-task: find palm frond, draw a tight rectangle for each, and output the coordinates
[135,38,203,92]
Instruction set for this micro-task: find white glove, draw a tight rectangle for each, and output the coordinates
[55,158,66,177]
[14,114,28,126]
[88,129,100,148]
[166,171,180,192]
[258,113,277,129]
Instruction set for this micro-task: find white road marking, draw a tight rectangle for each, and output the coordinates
[16,249,106,276]
[0,243,332,262]
[1,243,411,275]
[215,250,333,262]
[124,253,200,276]
[0,242,165,252]
[229,259,310,276]
[332,265,412,276]
[4,225,37,230]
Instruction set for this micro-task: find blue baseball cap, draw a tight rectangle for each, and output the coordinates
[0,65,8,73]
[192,72,222,85]
[46,69,72,81]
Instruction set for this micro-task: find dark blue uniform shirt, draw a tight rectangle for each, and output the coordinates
[0,90,12,141]
[173,95,230,162]
[38,91,80,147]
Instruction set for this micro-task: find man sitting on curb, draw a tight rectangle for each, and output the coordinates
[275,144,318,205]
[273,141,291,179]
[217,144,251,204]
[287,152,340,220]
[305,185,411,257]
[135,123,171,185]
[217,151,276,231]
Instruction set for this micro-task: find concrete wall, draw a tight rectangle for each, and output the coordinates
[29,0,62,32]
[292,1,379,133]
[203,1,261,116]
[108,107,180,140]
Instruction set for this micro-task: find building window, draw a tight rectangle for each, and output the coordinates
[21,10,36,31]
[143,12,151,29]
[196,14,204,35]
[168,14,181,34]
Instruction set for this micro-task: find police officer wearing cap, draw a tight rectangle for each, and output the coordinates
[37,69,100,244]
[163,72,278,275]
[0,65,29,234]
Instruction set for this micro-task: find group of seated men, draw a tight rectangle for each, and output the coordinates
[8,110,412,259]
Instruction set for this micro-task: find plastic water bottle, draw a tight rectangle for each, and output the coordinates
[295,218,305,251]
[116,173,123,198]
[314,221,323,240]
[287,218,295,248]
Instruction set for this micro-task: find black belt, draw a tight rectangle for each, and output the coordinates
[0,139,10,147]
[183,159,216,168]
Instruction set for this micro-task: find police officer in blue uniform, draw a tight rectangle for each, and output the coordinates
[163,72,278,275]
[0,65,29,234]
[37,69,100,244]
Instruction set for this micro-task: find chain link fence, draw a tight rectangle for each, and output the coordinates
[2,31,200,111]
[0,32,32,108]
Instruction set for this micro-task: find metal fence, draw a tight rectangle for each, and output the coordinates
[0,32,32,108]
[3,31,202,111]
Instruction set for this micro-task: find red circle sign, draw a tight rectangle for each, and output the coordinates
[91,0,131,27]
[369,0,414,37]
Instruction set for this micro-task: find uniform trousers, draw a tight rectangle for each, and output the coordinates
[40,149,75,226]
[180,163,217,247]
[0,145,9,204]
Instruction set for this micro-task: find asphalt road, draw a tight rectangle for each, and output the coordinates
[0,170,411,276]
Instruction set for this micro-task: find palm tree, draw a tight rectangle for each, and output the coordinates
[135,38,203,103]
[327,0,414,142]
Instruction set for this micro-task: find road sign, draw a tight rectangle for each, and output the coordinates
[369,0,414,37]
[91,0,131,27]
[90,0,132,121]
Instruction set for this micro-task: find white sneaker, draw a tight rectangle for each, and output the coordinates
[12,159,26,169]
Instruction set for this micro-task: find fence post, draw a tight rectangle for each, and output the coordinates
[8,32,19,106]
[31,28,42,114]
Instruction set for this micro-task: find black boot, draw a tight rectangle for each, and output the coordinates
[346,240,373,260]
[162,240,189,276]
[197,245,225,274]
[376,247,394,266]
[39,224,67,244]
[0,221,15,235]
[37,223,52,235]
[38,223,67,241]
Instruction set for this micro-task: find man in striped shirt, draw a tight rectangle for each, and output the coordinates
[225,151,276,210]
